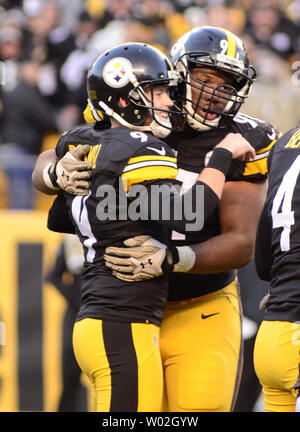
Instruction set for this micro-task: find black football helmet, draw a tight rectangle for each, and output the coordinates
[87,42,184,138]
[170,26,256,131]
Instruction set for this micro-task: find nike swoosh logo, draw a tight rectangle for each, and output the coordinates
[146,146,166,156]
[201,312,220,319]
[267,129,276,141]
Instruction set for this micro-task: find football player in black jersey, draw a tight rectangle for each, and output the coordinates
[254,126,300,412]
[32,42,254,412]
[103,27,281,412]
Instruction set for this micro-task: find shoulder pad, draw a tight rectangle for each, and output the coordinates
[104,128,168,162]
[233,112,280,152]
[56,123,108,157]
[233,112,278,136]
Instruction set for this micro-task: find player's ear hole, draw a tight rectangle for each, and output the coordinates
[118,97,130,107]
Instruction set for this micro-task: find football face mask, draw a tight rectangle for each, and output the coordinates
[171,26,256,131]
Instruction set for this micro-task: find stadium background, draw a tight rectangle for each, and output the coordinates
[0,0,299,412]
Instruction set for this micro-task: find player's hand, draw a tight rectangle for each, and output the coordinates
[215,133,256,161]
[104,235,174,282]
[52,145,92,195]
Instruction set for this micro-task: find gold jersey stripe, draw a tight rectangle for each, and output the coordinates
[86,144,102,168]
[255,136,280,156]
[124,160,177,174]
[243,156,268,176]
[284,129,300,149]
[121,165,178,191]
[224,30,236,58]
[127,155,177,165]
[244,135,279,173]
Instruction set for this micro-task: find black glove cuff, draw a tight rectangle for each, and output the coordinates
[48,160,59,188]
[206,147,232,176]
[162,245,179,274]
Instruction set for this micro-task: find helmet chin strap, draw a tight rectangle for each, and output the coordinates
[99,101,171,138]
[135,86,172,138]
[149,118,172,138]
[186,114,214,131]
[185,102,220,131]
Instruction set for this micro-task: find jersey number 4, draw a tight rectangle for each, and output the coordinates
[271,155,300,251]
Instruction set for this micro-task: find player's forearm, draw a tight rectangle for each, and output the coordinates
[32,148,59,195]
[197,167,226,199]
[138,180,219,233]
[186,231,254,274]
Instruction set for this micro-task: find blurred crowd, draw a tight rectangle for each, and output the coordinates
[0,0,300,209]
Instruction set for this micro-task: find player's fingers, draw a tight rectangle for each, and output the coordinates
[123,235,151,247]
[112,271,153,282]
[249,147,256,159]
[70,145,91,160]
[105,246,135,257]
[71,189,89,196]
[73,181,91,190]
[72,170,92,181]
[76,162,93,171]
[106,262,134,273]
[104,254,133,267]
[112,271,136,281]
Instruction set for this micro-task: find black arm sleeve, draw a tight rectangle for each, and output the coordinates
[133,179,219,234]
[47,194,75,234]
[255,203,273,281]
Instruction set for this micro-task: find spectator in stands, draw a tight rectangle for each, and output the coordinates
[242,42,300,133]
[0,60,58,209]
[244,1,299,63]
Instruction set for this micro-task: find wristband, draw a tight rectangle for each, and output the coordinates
[206,147,232,176]
[42,162,60,190]
[173,245,196,273]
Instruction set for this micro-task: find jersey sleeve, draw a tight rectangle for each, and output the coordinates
[55,127,101,164]
[231,113,283,182]
[55,132,72,159]
[242,131,281,181]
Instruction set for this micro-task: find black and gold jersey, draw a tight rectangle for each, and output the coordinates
[48,122,221,324]
[255,126,300,322]
[51,123,178,325]
[163,112,280,301]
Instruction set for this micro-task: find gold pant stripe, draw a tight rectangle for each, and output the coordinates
[230,281,244,412]
[73,318,163,412]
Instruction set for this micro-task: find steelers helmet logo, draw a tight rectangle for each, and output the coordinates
[103,57,133,88]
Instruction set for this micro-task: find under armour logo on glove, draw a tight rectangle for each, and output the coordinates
[140,259,153,269]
